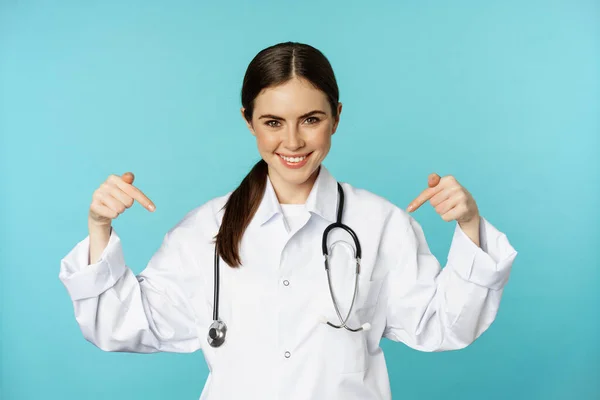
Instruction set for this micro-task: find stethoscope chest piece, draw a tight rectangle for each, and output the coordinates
[207,319,227,347]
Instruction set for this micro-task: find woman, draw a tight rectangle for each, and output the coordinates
[59,42,518,399]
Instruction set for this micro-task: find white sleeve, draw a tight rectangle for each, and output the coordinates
[383,213,518,352]
[58,223,205,354]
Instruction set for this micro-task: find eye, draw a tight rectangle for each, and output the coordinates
[265,120,281,128]
[305,116,321,124]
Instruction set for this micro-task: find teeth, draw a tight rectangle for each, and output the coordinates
[280,155,307,163]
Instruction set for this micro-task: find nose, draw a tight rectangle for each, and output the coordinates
[283,125,305,151]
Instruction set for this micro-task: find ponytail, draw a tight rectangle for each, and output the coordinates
[215,159,268,267]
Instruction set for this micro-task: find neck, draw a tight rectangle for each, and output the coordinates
[268,165,320,204]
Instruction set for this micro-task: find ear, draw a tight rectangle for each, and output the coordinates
[241,107,256,136]
[331,102,343,135]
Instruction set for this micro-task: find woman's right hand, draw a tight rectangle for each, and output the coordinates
[88,172,156,228]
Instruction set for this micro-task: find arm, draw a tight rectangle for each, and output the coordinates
[88,222,112,265]
[383,213,518,351]
[58,215,205,353]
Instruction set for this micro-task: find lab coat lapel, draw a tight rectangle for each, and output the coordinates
[305,165,338,224]
[252,164,338,228]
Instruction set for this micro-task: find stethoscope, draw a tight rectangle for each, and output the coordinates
[207,182,369,348]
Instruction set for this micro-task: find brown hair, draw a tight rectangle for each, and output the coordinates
[215,42,340,267]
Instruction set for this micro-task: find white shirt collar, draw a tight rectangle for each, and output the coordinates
[254,164,338,226]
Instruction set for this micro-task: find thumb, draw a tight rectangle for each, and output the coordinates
[121,172,135,184]
[428,173,441,188]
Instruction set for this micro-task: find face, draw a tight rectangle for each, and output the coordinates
[241,77,343,192]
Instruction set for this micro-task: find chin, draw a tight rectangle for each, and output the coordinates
[269,157,320,185]
[283,173,315,186]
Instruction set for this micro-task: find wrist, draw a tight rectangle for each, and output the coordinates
[88,218,112,234]
[458,213,481,246]
[458,212,480,228]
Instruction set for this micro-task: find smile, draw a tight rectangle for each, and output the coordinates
[277,152,313,169]
[279,154,308,163]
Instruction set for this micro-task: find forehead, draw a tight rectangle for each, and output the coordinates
[253,78,330,117]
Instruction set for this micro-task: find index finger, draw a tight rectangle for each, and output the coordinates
[406,185,442,212]
[114,177,156,211]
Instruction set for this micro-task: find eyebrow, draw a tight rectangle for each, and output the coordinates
[258,110,327,121]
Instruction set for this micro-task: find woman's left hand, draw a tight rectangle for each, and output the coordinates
[406,173,481,245]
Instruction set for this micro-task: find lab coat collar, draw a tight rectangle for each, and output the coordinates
[255,164,338,226]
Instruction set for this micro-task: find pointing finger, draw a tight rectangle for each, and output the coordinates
[114,172,156,212]
[407,187,434,212]
[407,173,443,212]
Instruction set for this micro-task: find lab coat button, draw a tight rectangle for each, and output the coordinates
[284,351,291,358]
[283,280,290,286]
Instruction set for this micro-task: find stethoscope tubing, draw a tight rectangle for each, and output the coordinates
[208,182,366,347]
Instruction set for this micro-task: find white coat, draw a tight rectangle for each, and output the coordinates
[59,165,518,399]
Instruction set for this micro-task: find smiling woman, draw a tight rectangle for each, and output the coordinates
[214,43,345,268]
[59,41,518,400]
[214,43,368,348]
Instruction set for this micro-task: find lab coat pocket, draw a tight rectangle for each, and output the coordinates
[354,277,384,325]
[313,276,384,374]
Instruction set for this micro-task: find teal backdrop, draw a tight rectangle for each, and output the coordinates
[1,0,598,399]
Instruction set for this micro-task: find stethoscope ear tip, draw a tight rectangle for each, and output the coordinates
[362,323,371,331]
[319,315,328,324]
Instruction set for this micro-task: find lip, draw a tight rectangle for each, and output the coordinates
[276,152,312,158]
[277,152,313,169]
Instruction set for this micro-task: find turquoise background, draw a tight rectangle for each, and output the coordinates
[1,0,598,399]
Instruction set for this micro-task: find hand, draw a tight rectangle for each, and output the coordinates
[406,173,479,225]
[88,172,156,228]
